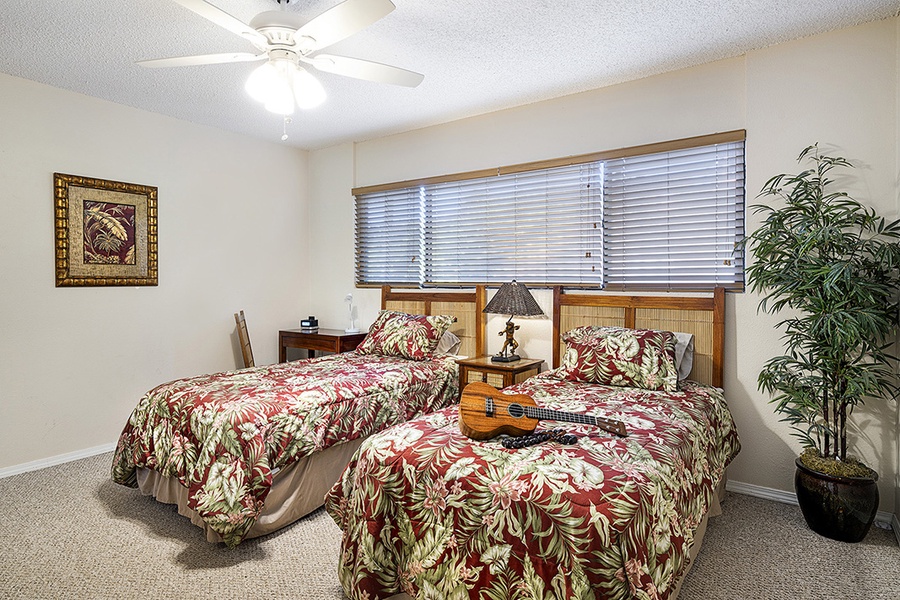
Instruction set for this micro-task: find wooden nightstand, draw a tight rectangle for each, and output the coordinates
[456,356,543,391]
[279,328,367,362]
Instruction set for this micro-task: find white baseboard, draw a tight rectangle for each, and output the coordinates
[726,479,895,529]
[0,442,116,479]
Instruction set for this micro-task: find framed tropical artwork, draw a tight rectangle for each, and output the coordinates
[54,173,158,287]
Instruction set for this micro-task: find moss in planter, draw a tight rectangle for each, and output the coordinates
[800,448,878,480]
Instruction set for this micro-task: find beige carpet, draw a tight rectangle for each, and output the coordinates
[0,452,897,599]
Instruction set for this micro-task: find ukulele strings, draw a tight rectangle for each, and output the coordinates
[524,405,595,425]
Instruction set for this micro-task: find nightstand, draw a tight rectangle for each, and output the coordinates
[456,356,543,390]
[279,328,367,362]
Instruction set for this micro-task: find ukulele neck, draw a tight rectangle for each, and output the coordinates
[524,405,627,437]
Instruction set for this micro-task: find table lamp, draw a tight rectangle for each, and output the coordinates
[483,280,544,362]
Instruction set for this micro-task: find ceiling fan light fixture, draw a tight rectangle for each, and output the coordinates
[246,57,324,114]
[246,58,295,115]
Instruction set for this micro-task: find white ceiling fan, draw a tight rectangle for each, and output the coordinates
[139,0,424,115]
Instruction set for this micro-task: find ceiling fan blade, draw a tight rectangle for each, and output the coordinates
[294,0,395,52]
[137,52,266,68]
[171,0,266,47]
[308,54,424,87]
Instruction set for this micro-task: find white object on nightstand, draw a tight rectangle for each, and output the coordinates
[344,293,360,333]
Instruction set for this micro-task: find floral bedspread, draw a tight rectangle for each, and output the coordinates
[325,371,740,600]
[111,351,459,547]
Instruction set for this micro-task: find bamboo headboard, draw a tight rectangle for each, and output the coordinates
[381,286,487,358]
[552,287,725,387]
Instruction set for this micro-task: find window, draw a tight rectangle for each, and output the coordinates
[424,162,603,286]
[603,141,745,289]
[355,131,745,290]
[355,186,423,285]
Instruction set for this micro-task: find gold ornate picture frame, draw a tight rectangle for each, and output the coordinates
[54,173,158,287]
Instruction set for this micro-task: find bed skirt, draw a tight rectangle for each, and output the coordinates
[137,437,367,543]
[379,473,728,600]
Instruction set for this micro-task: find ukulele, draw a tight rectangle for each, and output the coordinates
[458,381,628,440]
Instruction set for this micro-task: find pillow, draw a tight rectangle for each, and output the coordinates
[673,332,695,380]
[356,310,456,360]
[435,330,462,355]
[559,325,678,392]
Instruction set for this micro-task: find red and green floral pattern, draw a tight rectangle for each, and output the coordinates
[326,371,740,600]
[559,326,678,392]
[111,351,459,547]
[356,311,456,361]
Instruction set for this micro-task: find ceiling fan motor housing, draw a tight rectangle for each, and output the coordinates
[250,11,318,56]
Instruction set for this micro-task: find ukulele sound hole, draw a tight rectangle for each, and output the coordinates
[507,403,525,419]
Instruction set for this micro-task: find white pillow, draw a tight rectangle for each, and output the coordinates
[673,332,695,380]
[436,330,462,355]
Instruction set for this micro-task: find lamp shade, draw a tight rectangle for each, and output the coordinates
[246,61,278,101]
[483,280,544,317]
[292,66,326,109]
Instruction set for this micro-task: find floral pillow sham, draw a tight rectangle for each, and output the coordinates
[356,310,456,361]
[558,325,678,391]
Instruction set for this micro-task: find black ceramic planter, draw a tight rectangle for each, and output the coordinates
[794,457,879,543]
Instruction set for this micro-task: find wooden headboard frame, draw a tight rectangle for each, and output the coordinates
[380,285,487,358]
[551,286,725,388]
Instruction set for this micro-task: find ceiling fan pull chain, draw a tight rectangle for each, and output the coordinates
[281,116,292,141]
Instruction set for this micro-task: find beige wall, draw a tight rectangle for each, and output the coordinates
[307,18,900,512]
[0,73,310,470]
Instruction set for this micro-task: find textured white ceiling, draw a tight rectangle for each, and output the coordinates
[1,0,898,149]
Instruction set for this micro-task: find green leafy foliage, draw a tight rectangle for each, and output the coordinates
[745,144,900,464]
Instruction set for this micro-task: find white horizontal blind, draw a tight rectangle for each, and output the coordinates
[355,134,745,290]
[423,163,603,286]
[355,186,422,285]
[603,141,745,289]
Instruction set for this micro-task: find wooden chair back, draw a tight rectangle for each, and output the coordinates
[234,310,254,368]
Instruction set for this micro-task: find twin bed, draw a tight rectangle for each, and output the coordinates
[111,286,486,547]
[112,285,739,600]
[325,287,739,600]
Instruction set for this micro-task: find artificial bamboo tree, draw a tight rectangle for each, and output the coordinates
[745,144,900,475]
